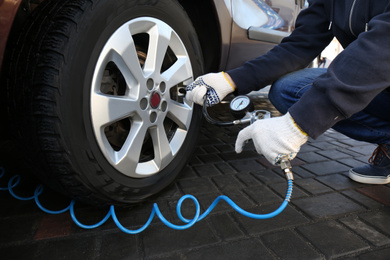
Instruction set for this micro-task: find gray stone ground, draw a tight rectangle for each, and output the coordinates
[1,97,390,259]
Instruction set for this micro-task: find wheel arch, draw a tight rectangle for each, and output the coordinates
[2,0,227,75]
[177,0,225,73]
[0,0,46,72]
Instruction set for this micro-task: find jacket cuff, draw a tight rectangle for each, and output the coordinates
[288,86,345,139]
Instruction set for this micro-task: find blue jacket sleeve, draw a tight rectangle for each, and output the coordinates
[290,3,390,138]
[227,0,333,95]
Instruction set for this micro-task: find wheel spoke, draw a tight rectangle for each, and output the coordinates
[162,57,192,87]
[144,23,172,73]
[167,100,192,129]
[114,121,148,174]
[107,25,145,83]
[150,125,173,169]
[91,94,138,128]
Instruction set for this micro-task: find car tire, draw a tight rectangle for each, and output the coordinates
[6,0,203,206]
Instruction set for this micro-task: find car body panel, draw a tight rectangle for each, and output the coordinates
[0,0,22,71]
[222,0,300,70]
[0,0,302,73]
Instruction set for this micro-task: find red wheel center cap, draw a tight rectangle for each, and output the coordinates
[150,92,161,109]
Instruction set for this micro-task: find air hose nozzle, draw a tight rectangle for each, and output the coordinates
[280,159,294,181]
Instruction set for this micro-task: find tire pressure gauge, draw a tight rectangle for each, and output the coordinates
[229,95,254,119]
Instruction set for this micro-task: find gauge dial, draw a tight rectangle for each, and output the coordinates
[229,95,254,119]
[231,96,250,111]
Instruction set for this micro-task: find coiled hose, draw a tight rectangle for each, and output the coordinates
[0,166,293,234]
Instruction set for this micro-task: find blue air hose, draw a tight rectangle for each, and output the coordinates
[0,166,293,234]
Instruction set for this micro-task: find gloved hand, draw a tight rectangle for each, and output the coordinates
[235,112,309,165]
[186,72,235,107]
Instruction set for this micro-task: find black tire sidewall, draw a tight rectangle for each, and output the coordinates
[59,0,203,203]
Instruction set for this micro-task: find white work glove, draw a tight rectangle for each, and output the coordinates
[186,72,235,107]
[235,112,308,165]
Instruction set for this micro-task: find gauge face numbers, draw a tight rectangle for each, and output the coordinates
[230,95,254,119]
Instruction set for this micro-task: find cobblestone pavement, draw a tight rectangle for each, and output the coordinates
[1,97,390,259]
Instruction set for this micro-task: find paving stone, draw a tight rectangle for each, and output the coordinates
[323,129,350,140]
[0,196,44,218]
[337,146,369,157]
[99,232,140,259]
[1,243,39,260]
[356,247,390,260]
[0,215,40,244]
[243,185,283,205]
[35,236,97,259]
[294,178,333,194]
[342,190,383,209]
[297,152,328,163]
[148,253,182,260]
[291,166,316,178]
[219,151,260,162]
[340,216,390,247]
[310,141,342,150]
[197,153,224,164]
[193,146,205,155]
[299,143,321,152]
[262,230,323,260]
[154,184,183,201]
[297,220,370,258]
[181,239,274,260]
[233,205,308,235]
[209,213,244,241]
[34,214,72,240]
[337,139,371,148]
[336,157,366,168]
[188,156,203,166]
[178,178,218,195]
[302,161,350,175]
[177,166,198,179]
[196,136,223,146]
[357,186,390,206]
[212,175,244,191]
[313,133,336,142]
[317,149,352,160]
[193,164,221,177]
[215,162,237,175]
[251,169,286,184]
[214,144,234,153]
[202,146,220,154]
[355,155,371,163]
[316,173,363,190]
[293,193,364,219]
[359,208,390,236]
[235,172,262,187]
[228,159,265,172]
[347,144,376,156]
[142,222,219,257]
[328,140,352,148]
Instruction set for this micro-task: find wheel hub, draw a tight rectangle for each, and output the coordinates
[150,91,161,109]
